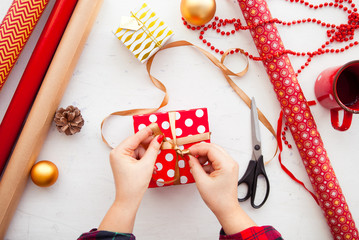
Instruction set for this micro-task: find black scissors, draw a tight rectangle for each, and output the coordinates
[237,97,270,209]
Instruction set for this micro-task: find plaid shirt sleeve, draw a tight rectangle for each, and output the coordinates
[77,225,281,240]
[77,229,136,240]
[220,225,283,240]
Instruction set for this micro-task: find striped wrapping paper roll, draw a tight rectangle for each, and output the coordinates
[0,0,49,91]
[237,0,359,239]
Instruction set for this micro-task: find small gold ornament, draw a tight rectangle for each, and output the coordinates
[30,161,59,187]
[180,0,216,26]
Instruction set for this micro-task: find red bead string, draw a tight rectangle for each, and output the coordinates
[182,0,359,75]
[281,122,293,149]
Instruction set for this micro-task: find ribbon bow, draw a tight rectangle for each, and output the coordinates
[149,112,211,185]
[129,11,162,48]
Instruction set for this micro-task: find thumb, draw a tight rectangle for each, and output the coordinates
[188,156,208,183]
[141,135,163,166]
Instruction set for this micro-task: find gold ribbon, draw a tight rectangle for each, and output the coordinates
[148,112,211,186]
[130,11,162,48]
[101,40,277,161]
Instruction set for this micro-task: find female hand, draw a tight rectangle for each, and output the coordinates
[188,142,256,235]
[98,126,163,233]
[109,126,163,204]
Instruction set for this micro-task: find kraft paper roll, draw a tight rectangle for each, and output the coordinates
[0,0,49,91]
[0,0,103,238]
[237,0,358,239]
[0,0,78,177]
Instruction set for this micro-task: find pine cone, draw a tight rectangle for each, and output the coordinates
[54,106,84,135]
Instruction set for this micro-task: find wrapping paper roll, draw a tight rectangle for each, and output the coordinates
[237,0,358,239]
[0,0,78,177]
[0,0,49,91]
[0,0,103,238]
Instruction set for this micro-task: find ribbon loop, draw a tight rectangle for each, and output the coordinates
[101,40,277,162]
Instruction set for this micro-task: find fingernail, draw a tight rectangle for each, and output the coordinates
[183,154,190,161]
[194,154,199,158]
[157,134,164,144]
[153,165,158,174]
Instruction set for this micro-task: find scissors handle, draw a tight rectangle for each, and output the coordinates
[237,160,257,202]
[251,155,270,209]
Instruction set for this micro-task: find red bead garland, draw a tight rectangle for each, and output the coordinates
[182,0,359,75]
[281,122,292,149]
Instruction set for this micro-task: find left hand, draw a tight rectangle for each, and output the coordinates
[109,126,163,205]
[99,126,163,233]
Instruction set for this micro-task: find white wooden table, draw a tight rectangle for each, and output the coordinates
[1,0,358,239]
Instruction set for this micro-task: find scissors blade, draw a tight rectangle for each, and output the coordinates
[251,97,262,159]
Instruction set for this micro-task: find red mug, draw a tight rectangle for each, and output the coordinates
[315,60,359,131]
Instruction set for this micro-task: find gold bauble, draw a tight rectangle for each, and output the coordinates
[180,0,216,26]
[30,161,59,187]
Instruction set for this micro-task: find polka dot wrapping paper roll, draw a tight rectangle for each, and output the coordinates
[237,0,358,239]
[133,108,210,188]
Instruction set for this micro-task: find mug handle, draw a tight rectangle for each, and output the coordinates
[330,108,353,131]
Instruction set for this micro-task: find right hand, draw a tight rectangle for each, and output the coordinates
[188,142,256,235]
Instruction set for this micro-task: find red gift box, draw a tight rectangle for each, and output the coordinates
[133,108,211,188]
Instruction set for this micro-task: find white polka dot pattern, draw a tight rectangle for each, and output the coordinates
[161,121,170,129]
[238,0,358,238]
[176,128,182,136]
[178,160,185,168]
[185,118,193,127]
[149,114,157,122]
[156,163,163,171]
[165,153,174,161]
[167,169,175,177]
[195,109,204,117]
[132,108,210,189]
[197,125,205,133]
[156,179,164,187]
[180,176,188,184]
[138,124,146,130]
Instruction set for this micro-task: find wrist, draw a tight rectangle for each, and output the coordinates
[215,203,256,235]
[113,197,141,215]
[98,200,140,233]
[115,189,145,209]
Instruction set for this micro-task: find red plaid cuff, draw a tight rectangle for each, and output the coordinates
[220,225,283,240]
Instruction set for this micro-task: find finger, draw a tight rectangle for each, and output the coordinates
[189,142,231,169]
[198,156,209,165]
[135,134,155,159]
[202,164,214,174]
[189,142,224,157]
[117,126,153,151]
[141,135,163,167]
[134,145,147,159]
[188,155,208,183]
[140,135,155,149]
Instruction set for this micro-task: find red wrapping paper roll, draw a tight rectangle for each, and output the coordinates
[0,0,49,91]
[237,0,358,239]
[0,0,78,175]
